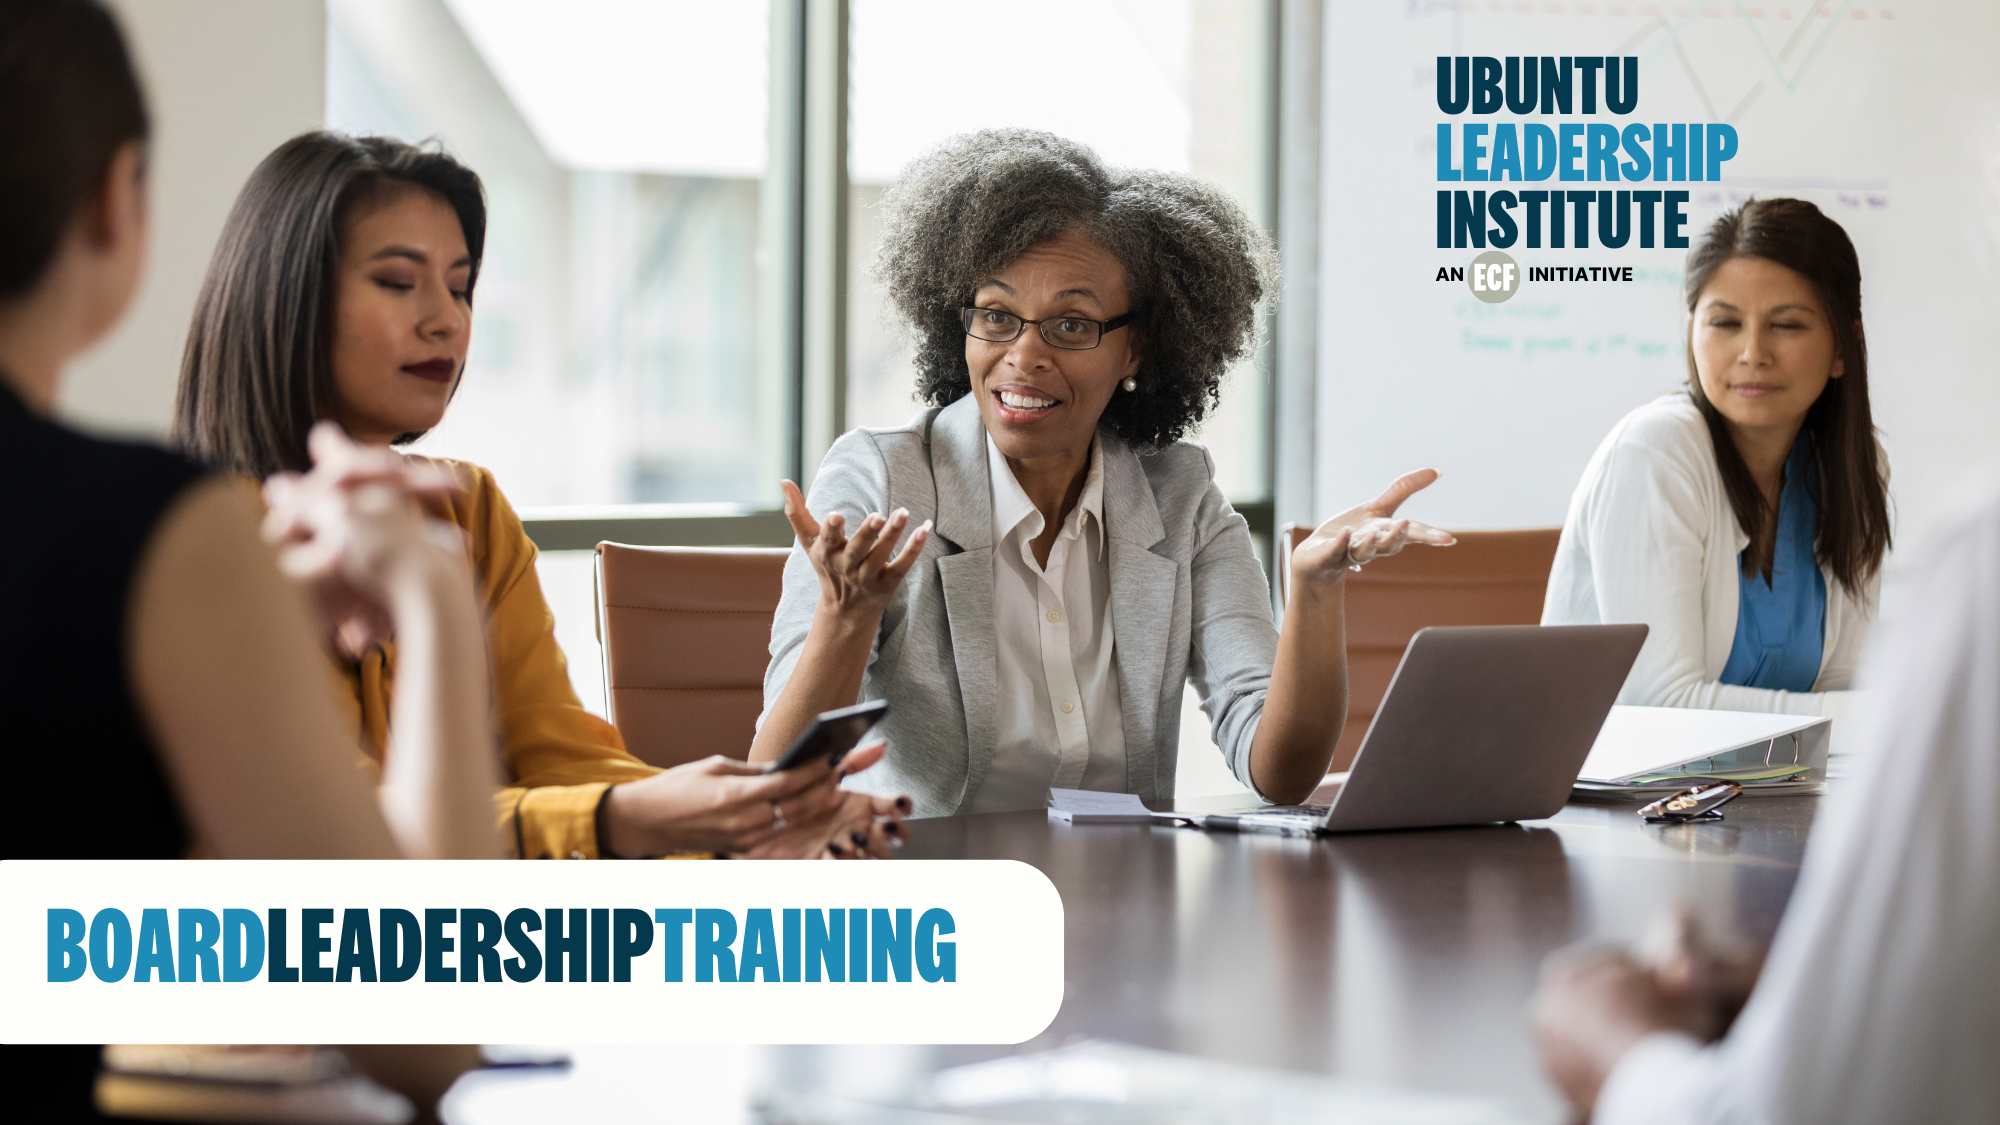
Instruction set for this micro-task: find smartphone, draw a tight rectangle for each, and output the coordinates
[769,699,889,773]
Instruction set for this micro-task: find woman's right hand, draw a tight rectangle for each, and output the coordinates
[781,479,928,623]
[262,423,469,653]
[1635,903,1766,1042]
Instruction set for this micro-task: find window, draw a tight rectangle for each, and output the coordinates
[328,0,784,510]
[325,1,1285,719]
[332,0,1277,522]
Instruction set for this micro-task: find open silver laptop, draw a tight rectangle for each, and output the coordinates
[1209,624,1647,835]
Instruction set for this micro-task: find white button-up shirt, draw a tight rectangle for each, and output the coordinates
[971,434,1127,813]
[1591,484,2000,1125]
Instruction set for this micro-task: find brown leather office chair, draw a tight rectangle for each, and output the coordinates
[593,543,791,768]
[1280,524,1562,772]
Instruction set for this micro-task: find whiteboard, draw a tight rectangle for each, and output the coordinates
[1317,2,2000,590]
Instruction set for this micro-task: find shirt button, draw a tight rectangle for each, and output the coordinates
[1061,701,1075,714]
[1047,609,1063,623]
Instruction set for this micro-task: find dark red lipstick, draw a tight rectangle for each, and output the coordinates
[402,357,457,383]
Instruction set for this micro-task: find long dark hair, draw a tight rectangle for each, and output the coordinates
[173,132,486,477]
[0,0,148,297]
[1683,197,1889,595]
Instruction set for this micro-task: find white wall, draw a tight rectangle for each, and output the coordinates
[1316,5,2000,587]
[59,0,326,439]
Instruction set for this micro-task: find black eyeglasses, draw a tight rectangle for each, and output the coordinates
[961,307,1137,351]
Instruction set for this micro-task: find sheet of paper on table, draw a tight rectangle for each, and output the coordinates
[1047,788,1177,824]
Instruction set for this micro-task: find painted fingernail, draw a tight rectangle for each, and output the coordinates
[896,796,913,812]
[883,820,901,835]
[828,842,845,855]
[916,520,933,535]
[851,832,869,847]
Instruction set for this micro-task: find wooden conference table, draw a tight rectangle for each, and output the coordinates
[873,788,1820,1121]
[118,790,1820,1123]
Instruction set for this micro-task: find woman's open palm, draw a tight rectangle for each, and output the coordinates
[1293,469,1456,592]
[781,479,929,619]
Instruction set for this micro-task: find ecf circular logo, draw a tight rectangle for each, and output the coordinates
[1468,250,1519,303]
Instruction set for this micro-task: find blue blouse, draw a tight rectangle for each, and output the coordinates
[1719,434,1826,692]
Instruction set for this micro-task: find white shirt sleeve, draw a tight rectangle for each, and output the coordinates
[1552,404,1851,722]
[1594,1033,1726,1125]
[1592,485,2000,1125]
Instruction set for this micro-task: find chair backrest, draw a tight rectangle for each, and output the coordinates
[593,543,791,769]
[1280,524,1562,772]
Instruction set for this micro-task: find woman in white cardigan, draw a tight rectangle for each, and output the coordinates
[1544,198,1890,742]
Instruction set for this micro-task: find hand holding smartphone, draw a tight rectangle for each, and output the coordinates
[769,699,889,773]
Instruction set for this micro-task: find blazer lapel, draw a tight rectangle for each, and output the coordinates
[1099,432,1177,798]
[928,395,991,555]
[927,396,998,812]
[938,552,998,811]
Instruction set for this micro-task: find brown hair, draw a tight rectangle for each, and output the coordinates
[1683,197,1889,595]
[173,132,485,477]
[0,0,149,297]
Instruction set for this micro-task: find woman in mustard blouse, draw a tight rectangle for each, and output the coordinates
[174,131,907,859]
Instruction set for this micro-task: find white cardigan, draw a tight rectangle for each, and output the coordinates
[1543,394,1876,737]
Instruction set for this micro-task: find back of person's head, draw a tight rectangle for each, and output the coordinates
[0,0,148,299]
[1682,197,1888,592]
[173,132,485,478]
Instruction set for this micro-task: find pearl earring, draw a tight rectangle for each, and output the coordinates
[1122,376,1138,392]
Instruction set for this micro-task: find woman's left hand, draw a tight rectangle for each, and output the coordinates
[602,740,909,859]
[736,742,908,860]
[739,790,906,860]
[1292,469,1456,594]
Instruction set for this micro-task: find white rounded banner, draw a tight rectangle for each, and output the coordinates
[0,860,1063,1045]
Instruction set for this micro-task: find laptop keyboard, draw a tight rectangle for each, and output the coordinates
[1241,780,1343,821]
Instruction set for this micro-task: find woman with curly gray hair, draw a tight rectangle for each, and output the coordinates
[750,129,1453,816]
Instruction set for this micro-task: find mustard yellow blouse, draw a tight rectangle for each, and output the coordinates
[317,459,660,859]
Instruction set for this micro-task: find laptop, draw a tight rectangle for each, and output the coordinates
[1204,624,1647,835]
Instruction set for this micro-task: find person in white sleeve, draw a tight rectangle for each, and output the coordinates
[1543,198,1890,754]
[1530,479,2000,1125]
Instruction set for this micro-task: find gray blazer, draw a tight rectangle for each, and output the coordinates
[764,394,1278,817]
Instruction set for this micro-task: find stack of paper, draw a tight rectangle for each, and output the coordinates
[1047,788,1163,824]
[1574,706,1830,798]
[1056,784,1192,820]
